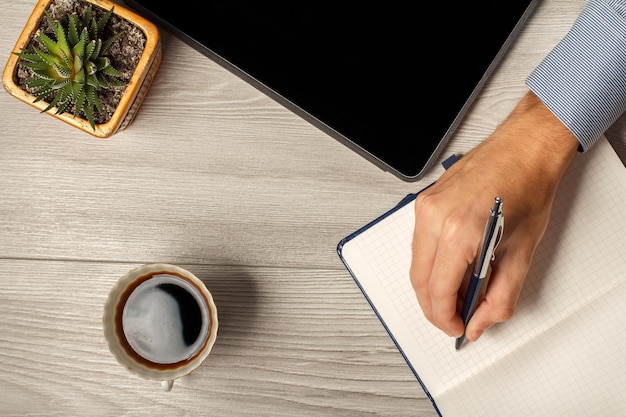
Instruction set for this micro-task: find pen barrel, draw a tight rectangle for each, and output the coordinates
[460,270,491,326]
[458,197,502,345]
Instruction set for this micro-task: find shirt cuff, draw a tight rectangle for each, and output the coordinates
[526,0,626,152]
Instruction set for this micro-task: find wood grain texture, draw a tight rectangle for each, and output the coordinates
[0,0,623,415]
[0,260,427,416]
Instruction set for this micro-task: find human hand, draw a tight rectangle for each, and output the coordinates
[410,91,579,342]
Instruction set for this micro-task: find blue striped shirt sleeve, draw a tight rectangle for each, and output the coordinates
[526,0,626,151]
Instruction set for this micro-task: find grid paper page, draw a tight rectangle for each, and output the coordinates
[437,281,626,416]
[338,137,625,416]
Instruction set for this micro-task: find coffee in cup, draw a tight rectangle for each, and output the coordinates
[103,263,218,391]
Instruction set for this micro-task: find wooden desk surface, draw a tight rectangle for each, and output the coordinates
[1,1,624,415]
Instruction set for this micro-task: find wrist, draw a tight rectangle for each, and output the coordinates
[504,91,579,180]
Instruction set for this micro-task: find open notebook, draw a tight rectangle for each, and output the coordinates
[337,137,626,416]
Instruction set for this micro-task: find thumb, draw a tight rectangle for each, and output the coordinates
[464,263,526,341]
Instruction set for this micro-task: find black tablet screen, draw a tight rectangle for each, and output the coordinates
[124,1,539,180]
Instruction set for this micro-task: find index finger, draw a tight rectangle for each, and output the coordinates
[428,218,477,337]
[410,216,438,324]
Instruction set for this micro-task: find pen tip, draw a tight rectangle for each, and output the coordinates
[455,337,464,350]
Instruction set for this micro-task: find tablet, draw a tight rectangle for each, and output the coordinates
[124,1,541,181]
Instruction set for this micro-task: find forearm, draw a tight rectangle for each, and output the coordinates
[492,91,579,191]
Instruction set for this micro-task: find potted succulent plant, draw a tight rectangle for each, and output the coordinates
[2,0,161,138]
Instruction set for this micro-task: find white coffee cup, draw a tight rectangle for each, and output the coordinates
[103,263,218,391]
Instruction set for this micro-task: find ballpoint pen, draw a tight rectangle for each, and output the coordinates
[456,197,504,350]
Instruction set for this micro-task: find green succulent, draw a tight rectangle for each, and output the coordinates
[13,6,125,130]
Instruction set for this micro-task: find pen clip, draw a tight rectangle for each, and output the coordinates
[474,197,504,277]
[491,216,504,261]
[490,197,504,261]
